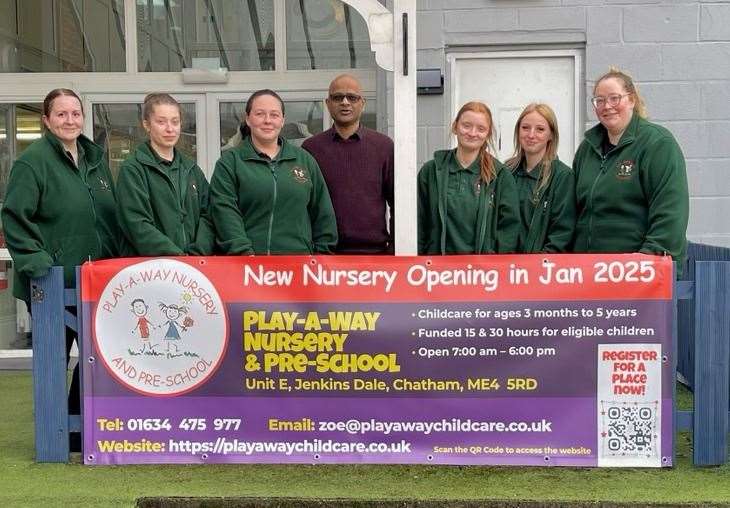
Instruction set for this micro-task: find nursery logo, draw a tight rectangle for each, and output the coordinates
[291,166,309,183]
[94,259,228,396]
[616,160,635,180]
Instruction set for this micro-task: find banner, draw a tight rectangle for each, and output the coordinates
[81,254,674,466]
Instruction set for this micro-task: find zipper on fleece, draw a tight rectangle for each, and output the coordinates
[266,161,278,255]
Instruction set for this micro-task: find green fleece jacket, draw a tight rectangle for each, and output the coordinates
[1,132,122,302]
[572,114,689,274]
[116,143,215,255]
[210,137,337,255]
[417,149,520,255]
[513,158,576,253]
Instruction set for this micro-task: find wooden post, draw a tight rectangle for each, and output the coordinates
[693,261,730,465]
[392,0,417,255]
[674,280,694,433]
[31,266,69,462]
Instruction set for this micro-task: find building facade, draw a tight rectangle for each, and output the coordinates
[0,0,728,353]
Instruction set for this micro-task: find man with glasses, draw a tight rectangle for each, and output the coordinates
[303,74,394,254]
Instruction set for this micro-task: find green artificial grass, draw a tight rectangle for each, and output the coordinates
[0,371,728,508]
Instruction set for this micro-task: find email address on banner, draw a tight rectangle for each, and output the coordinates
[295,418,553,435]
[167,438,412,456]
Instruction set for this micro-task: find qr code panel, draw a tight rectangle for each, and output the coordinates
[599,401,659,458]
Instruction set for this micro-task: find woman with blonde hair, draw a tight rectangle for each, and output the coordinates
[572,67,688,275]
[116,92,215,255]
[418,101,519,254]
[506,103,575,253]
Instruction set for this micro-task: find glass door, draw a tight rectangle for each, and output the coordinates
[0,102,43,351]
[84,94,207,179]
[208,91,377,173]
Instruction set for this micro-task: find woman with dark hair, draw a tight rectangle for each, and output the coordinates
[1,88,123,449]
[418,101,519,254]
[573,67,689,274]
[506,103,576,253]
[210,89,337,254]
[116,92,215,255]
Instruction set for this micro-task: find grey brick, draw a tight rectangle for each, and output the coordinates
[417,12,444,49]
[668,121,730,159]
[444,30,585,46]
[587,7,622,44]
[662,43,730,80]
[623,5,698,43]
[518,7,586,31]
[418,95,446,127]
[418,0,443,11]
[418,126,448,167]
[417,126,429,166]
[688,197,730,236]
[416,49,445,69]
[701,4,730,41]
[700,82,730,120]
[639,83,700,121]
[428,126,448,156]
[687,159,730,197]
[707,121,730,158]
[442,0,559,8]
[444,9,518,32]
[587,44,663,82]
[604,0,660,4]
[562,0,606,6]
[661,121,706,159]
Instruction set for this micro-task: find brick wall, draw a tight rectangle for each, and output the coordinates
[389,0,730,247]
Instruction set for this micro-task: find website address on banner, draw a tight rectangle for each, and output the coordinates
[276,418,553,435]
[166,438,412,456]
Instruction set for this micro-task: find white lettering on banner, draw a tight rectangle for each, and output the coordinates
[302,264,398,293]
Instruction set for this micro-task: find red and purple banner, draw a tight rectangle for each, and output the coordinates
[81,254,674,466]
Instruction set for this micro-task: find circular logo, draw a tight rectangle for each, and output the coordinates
[94,259,228,396]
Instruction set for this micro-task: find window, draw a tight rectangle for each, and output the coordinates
[136,0,275,72]
[135,0,374,72]
[92,102,197,179]
[286,0,375,70]
[0,0,125,72]
[220,100,325,151]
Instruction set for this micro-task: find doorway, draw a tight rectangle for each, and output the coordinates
[0,102,43,351]
[448,49,583,165]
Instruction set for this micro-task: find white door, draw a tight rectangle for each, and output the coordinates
[448,50,582,165]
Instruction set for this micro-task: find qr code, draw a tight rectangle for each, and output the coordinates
[599,401,659,458]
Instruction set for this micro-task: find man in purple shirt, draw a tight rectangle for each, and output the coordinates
[303,74,394,254]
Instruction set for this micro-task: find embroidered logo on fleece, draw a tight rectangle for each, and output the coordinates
[616,160,636,180]
[291,166,309,183]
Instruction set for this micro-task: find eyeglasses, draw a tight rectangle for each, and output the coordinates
[591,93,631,108]
[329,93,362,104]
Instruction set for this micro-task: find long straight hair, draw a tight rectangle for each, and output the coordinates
[506,103,560,200]
[452,101,497,184]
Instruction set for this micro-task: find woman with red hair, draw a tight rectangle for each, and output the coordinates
[418,101,519,254]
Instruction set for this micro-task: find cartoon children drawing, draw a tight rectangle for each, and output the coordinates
[131,298,155,353]
[158,302,190,354]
